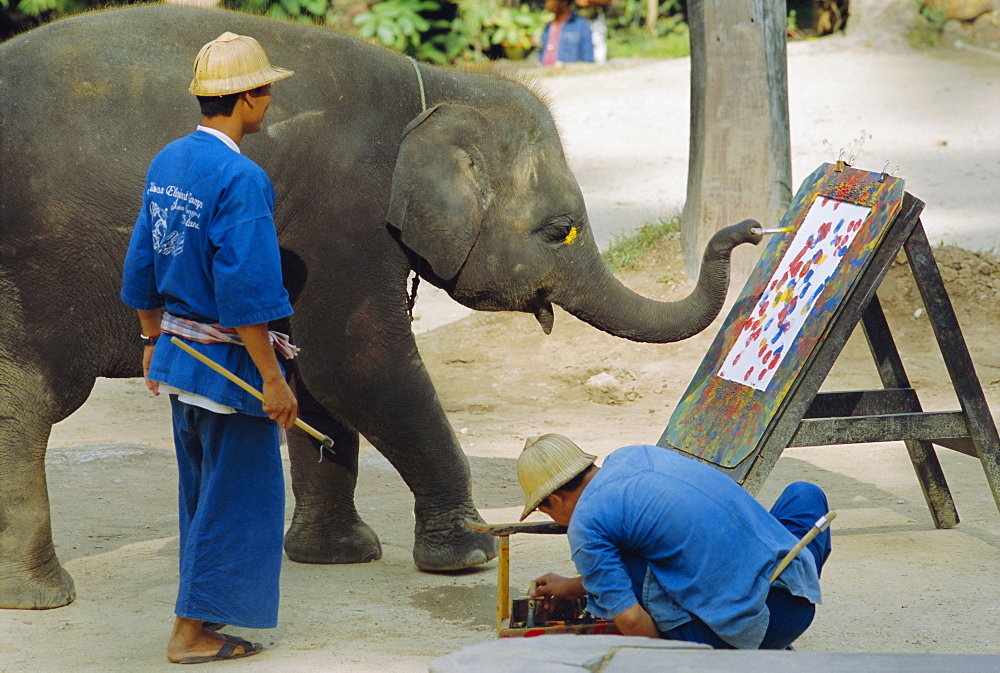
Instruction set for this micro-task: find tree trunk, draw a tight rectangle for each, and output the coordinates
[682,0,790,288]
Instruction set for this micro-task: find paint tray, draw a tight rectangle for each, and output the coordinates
[499,596,619,638]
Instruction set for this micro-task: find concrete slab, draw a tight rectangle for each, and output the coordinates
[429,635,707,672]
[429,635,1000,673]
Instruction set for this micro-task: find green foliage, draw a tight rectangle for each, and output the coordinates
[485,3,546,50]
[607,21,688,59]
[908,0,948,48]
[1,0,92,19]
[606,0,689,59]
[353,0,451,62]
[448,0,548,63]
[602,215,681,273]
[353,0,548,64]
[609,0,679,33]
[225,0,351,28]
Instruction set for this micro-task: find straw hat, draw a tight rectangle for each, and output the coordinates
[517,434,596,521]
[189,32,294,96]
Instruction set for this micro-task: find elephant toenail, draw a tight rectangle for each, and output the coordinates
[463,549,487,566]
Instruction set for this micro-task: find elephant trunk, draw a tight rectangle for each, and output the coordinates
[553,219,761,343]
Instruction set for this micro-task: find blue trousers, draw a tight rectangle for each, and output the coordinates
[171,397,285,628]
[664,481,831,649]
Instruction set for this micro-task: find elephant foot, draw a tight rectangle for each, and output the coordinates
[0,563,76,610]
[284,517,383,565]
[413,509,498,572]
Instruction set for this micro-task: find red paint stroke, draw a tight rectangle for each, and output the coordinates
[788,244,810,278]
[777,295,799,323]
[769,270,789,293]
[744,366,755,381]
[816,220,832,242]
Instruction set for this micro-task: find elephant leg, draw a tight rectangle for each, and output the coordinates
[341,369,498,572]
[290,298,496,572]
[0,375,76,609]
[284,404,382,565]
[400,428,498,572]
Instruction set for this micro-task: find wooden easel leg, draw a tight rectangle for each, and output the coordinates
[496,535,509,634]
[861,294,959,528]
[905,222,1000,518]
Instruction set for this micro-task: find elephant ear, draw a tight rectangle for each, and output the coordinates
[388,104,495,280]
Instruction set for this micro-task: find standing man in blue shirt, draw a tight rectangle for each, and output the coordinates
[518,435,832,649]
[121,32,297,664]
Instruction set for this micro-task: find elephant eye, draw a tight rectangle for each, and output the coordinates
[539,215,575,244]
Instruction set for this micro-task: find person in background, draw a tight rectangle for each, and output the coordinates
[573,0,609,63]
[540,0,594,66]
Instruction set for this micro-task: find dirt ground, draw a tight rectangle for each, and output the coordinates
[3,40,1000,673]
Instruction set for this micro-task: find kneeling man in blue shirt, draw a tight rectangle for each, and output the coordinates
[518,435,831,649]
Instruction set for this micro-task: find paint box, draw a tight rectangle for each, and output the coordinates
[463,518,620,638]
[498,597,619,638]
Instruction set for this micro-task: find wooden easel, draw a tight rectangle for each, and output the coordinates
[660,191,1000,528]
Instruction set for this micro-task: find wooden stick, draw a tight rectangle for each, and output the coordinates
[497,534,510,633]
[169,336,336,454]
[464,520,567,536]
[769,511,836,582]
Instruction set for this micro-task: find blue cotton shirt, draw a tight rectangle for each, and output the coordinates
[121,130,293,416]
[568,445,821,649]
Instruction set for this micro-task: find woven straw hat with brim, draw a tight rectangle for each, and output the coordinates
[517,434,597,521]
[189,32,294,97]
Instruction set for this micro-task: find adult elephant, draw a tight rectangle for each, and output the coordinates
[0,5,761,609]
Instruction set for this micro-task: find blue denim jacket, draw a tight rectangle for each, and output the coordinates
[539,12,594,63]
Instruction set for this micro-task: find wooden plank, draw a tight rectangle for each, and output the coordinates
[905,222,1000,516]
[465,520,567,536]
[804,389,920,418]
[788,412,969,447]
[860,290,958,527]
[932,437,978,457]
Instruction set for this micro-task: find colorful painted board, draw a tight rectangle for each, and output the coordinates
[661,163,904,469]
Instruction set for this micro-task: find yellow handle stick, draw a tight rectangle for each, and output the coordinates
[169,336,336,461]
[769,511,836,582]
